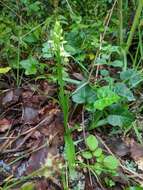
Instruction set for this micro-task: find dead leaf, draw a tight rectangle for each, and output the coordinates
[2,89,20,107]
[106,137,129,157]
[0,119,12,132]
[22,106,39,124]
[72,72,84,81]
[130,139,143,171]
[40,81,56,96]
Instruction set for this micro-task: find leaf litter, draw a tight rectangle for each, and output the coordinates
[0,84,65,189]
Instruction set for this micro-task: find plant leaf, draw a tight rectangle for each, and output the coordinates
[86,135,98,151]
[82,151,93,159]
[110,60,123,67]
[114,83,135,101]
[120,69,143,88]
[93,148,103,157]
[65,134,76,174]
[103,155,119,170]
[42,42,53,59]
[72,84,96,104]
[0,67,11,74]
[20,56,39,75]
[93,86,120,110]
[125,186,143,190]
[107,114,134,128]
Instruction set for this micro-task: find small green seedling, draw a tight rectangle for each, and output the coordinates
[81,135,119,176]
[0,67,11,74]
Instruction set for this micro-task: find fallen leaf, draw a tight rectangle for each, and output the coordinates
[2,89,20,107]
[0,119,12,132]
[22,106,39,124]
[106,137,129,157]
[130,139,143,171]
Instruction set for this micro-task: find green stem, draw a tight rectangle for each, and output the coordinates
[125,0,143,53]
[118,0,123,45]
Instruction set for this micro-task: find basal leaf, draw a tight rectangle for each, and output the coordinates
[114,83,135,101]
[103,155,119,170]
[86,135,98,151]
[72,84,96,104]
[93,148,102,157]
[107,114,134,128]
[93,86,120,110]
[94,95,120,110]
[82,151,93,159]
[20,56,39,75]
[120,69,143,88]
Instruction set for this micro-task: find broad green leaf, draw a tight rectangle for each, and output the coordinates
[20,56,39,75]
[114,83,135,101]
[0,67,11,74]
[96,86,118,98]
[86,135,98,151]
[96,57,107,65]
[82,151,93,159]
[93,86,120,110]
[20,182,34,190]
[94,95,120,110]
[103,155,119,170]
[100,69,109,76]
[107,104,135,128]
[93,148,102,157]
[109,103,129,114]
[24,34,37,43]
[110,60,123,67]
[96,154,105,163]
[72,84,96,104]
[64,44,77,55]
[120,69,143,88]
[107,115,133,128]
[125,186,143,190]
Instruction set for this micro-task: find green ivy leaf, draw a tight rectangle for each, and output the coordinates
[72,84,96,104]
[93,86,120,110]
[107,115,133,128]
[114,83,135,101]
[86,135,98,151]
[120,69,143,88]
[103,155,119,170]
[94,96,120,110]
[82,151,93,159]
[20,56,39,75]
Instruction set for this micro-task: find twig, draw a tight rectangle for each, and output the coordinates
[96,134,143,181]
[88,0,117,82]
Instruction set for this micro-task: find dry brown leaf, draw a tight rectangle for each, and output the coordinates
[0,118,12,132]
[130,139,143,171]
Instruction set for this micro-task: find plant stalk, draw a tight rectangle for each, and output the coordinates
[118,0,123,45]
[125,0,143,53]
